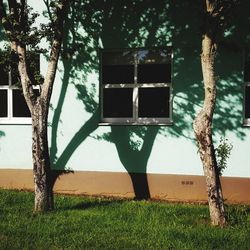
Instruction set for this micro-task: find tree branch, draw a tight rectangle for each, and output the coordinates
[16,43,36,110]
[7,0,18,22]
[0,0,13,37]
[0,0,35,110]
[41,0,69,103]
[20,0,27,30]
[43,0,53,25]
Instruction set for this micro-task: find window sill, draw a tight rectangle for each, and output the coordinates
[242,118,250,127]
[0,118,32,125]
[99,120,173,126]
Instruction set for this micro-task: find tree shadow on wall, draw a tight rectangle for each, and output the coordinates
[46,0,101,189]
[0,131,5,153]
[48,0,173,199]
[47,0,250,199]
[99,126,159,200]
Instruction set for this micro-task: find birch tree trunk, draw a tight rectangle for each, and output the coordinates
[0,0,69,212]
[193,1,226,226]
[16,44,55,212]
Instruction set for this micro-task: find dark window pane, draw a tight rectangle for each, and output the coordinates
[103,88,133,117]
[27,53,40,85]
[12,89,31,117]
[138,49,171,64]
[0,90,8,117]
[138,87,170,117]
[0,64,9,85]
[138,64,171,83]
[245,86,250,118]
[244,60,250,82]
[11,53,40,86]
[11,63,20,86]
[102,65,134,84]
[102,51,134,65]
[33,88,40,96]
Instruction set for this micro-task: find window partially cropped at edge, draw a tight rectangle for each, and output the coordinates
[100,48,173,125]
[0,53,40,124]
[244,49,250,126]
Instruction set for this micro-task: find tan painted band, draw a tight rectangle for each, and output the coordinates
[0,169,249,204]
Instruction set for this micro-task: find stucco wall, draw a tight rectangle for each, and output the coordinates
[0,0,250,179]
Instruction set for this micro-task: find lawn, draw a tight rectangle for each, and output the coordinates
[0,189,249,249]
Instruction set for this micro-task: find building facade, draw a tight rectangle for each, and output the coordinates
[0,0,250,203]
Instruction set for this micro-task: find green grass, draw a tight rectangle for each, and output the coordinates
[0,189,249,249]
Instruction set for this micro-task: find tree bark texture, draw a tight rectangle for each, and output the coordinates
[193,33,226,226]
[32,102,53,211]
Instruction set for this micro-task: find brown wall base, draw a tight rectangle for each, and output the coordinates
[0,169,249,204]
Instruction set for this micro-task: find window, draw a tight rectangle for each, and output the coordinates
[244,50,250,125]
[0,54,40,124]
[100,48,172,125]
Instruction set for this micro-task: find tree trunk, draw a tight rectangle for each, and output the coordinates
[32,101,53,212]
[193,34,226,227]
[0,0,69,213]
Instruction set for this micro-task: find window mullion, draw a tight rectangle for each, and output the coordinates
[133,52,138,121]
[8,88,13,118]
[9,67,13,118]
[133,86,138,121]
[8,66,12,119]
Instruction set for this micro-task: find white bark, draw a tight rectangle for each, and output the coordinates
[193,1,226,226]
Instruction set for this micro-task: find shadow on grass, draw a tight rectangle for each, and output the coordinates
[58,199,125,211]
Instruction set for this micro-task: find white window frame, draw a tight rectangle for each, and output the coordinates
[0,60,40,125]
[100,48,173,125]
